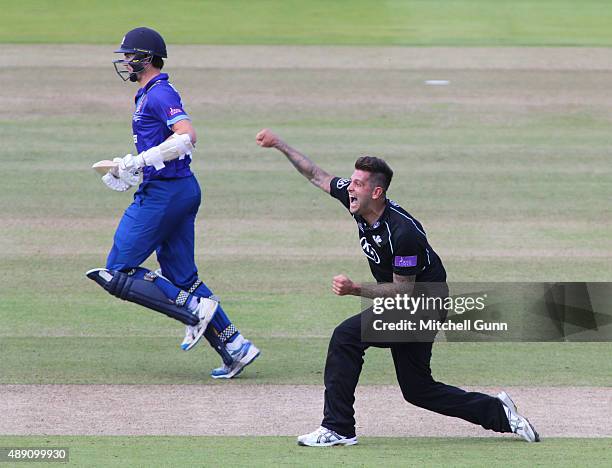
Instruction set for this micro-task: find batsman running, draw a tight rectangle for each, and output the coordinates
[87,27,260,379]
[256,128,539,446]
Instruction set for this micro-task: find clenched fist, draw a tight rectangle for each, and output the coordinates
[256,128,281,148]
[332,274,359,296]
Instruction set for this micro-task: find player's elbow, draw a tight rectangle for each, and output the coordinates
[172,121,197,146]
[180,127,196,145]
[178,129,196,147]
[188,130,197,146]
[314,172,333,193]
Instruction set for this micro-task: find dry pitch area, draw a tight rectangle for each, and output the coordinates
[1,385,611,437]
[1,45,611,438]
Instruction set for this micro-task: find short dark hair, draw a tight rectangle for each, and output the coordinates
[354,156,393,191]
[152,55,164,70]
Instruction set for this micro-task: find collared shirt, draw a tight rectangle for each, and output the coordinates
[132,73,193,182]
[330,177,446,283]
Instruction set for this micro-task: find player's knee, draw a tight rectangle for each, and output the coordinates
[400,386,426,406]
[330,324,345,342]
[400,381,435,407]
[104,253,138,270]
[329,322,356,348]
[103,268,149,298]
[86,268,199,326]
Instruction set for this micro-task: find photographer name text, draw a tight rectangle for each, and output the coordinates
[372,319,508,332]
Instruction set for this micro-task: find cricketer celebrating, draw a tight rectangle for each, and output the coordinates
[256,129,539,446]
[87,27,259,379]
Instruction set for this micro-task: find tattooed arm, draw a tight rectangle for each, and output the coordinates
[332,273,416,299]
[256,128,333,193]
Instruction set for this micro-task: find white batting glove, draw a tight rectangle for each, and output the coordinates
[117,153,145,172]
[101,172,131,192]
[113,157,142,187]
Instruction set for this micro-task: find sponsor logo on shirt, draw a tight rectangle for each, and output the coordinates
[394,255,418,267]
[167,107,183,117]
[373,235,382,246]
[360,237,380,264]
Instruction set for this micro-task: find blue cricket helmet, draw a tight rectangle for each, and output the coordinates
[115,27,167,58]
[113,27,167,81]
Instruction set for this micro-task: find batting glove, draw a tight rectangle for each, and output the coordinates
[118,153,145,172]
[101,172,132,192]
[113,157,142,187]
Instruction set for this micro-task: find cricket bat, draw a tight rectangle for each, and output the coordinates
[92,160,119,175]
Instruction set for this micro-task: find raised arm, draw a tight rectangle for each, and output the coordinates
[256,128,333,193]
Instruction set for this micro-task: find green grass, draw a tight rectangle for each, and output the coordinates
[1,6,610,463]
[2,0,612,45]
[0,436,610,467]
[2,338,611,385]
[1,50,611,386]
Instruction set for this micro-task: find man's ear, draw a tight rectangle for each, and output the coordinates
[372,186,384,200]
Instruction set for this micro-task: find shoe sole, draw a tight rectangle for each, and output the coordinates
[182,301,218,352]
[210,345,261,379]
[522,419,540,443]
[297,438,358,447]
[497,391,517,413]
[181,323,206,351]
[498,391,540,442]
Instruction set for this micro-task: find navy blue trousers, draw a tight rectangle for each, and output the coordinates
[321,311,512,438]
[106,176,201,289]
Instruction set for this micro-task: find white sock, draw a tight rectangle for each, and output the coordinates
[226,333,245,351]
[187,297,199,313]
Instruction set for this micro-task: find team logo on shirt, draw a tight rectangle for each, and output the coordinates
[336,178,350,189]
[360,237,380,264]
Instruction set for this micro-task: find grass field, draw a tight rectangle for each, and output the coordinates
[1,2,612,466]
[2,50,611,387]
[1,436,611,467]
[3,0,612,45]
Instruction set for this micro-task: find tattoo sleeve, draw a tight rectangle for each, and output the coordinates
[356,274,416,299]
[275,141,333,193]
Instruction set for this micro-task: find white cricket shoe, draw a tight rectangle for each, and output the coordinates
[497,391,540,442]
[297,426,358,447]
[210,341,260,379]
[180,297,219,351]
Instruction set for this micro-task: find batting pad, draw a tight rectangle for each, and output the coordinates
[86,268,199,325]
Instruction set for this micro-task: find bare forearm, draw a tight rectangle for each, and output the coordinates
[275,141,331,191]
[333,274,416,298]
[354,281,415,299]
